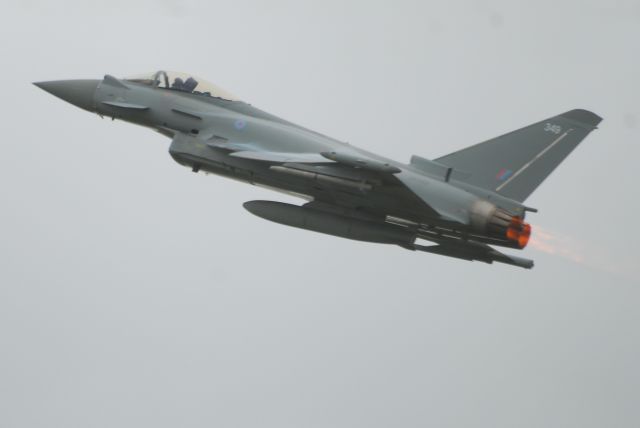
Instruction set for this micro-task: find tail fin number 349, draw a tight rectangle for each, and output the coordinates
[544,123,563,134]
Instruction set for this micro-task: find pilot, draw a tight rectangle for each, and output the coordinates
[171,77,185,90]
[183,77,198,93]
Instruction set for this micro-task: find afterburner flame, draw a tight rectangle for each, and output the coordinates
[528,225,637,281]
[506,216,531,249]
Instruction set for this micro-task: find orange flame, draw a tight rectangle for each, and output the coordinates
[506,216,531,249]
[528,226,584,263]
[528,225,638,281]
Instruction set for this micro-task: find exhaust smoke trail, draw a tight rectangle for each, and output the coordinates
[528,226,584,264]
[529,225,637,281]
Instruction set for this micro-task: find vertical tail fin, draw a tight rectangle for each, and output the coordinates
[434,109,602,202]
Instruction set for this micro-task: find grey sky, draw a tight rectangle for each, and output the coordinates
[1,1,639,427]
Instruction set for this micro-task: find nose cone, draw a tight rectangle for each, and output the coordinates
[34,79,100,112]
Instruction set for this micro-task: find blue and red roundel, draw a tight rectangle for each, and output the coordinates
[496,168,513,181]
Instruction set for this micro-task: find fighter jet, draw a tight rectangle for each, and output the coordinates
[34,71,602,269]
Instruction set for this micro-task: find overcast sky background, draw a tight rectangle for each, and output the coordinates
[1,1,639,427]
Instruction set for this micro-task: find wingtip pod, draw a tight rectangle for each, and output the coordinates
[413,243,535,269]
[560,109,603,128]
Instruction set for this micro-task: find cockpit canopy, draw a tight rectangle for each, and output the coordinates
[124,70,239,101]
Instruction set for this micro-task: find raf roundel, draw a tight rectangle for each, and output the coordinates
[234,119,247,130]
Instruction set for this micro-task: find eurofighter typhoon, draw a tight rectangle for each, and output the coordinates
[35,71,602,269]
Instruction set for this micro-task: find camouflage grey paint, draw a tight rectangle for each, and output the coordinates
[34,73,603,269]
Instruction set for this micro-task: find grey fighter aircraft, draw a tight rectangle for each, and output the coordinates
[34,71,602,269]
